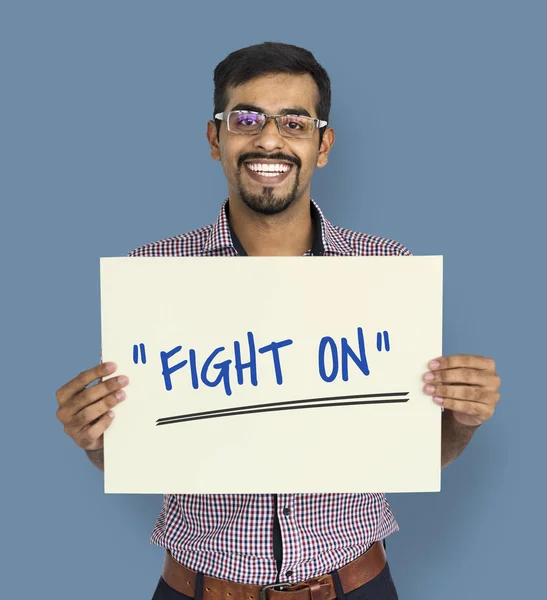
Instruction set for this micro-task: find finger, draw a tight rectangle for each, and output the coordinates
[71,375,129,415]
[432,396,494,423]
[64,390,126,436]
[56,374,128,426]
[425,384,500,406]
[424,368,500,389]
[56,362,117,406]
[75,411,116,451]
[429,354,496,372]
[424,383,483,402]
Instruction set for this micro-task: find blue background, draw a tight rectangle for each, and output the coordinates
[1,1,544,598]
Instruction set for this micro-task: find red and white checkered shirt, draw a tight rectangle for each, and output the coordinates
[129,199,412,585]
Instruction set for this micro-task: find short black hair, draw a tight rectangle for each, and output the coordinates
[213,42,331,146]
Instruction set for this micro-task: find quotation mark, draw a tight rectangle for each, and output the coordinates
[133,343,147,364]
[376,331,390,352]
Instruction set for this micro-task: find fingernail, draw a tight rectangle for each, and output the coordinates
[424,372,434,381]
[117,375,129,385]
[425,385,435,394]
[433,396,444,405]
[108,410,115,418]
[429,360,440,369]
[104,362,116,373]
[115,390,126,401]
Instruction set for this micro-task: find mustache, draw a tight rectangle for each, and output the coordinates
[238,152,301,169]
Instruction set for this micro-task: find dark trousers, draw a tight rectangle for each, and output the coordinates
[152,563,399,600]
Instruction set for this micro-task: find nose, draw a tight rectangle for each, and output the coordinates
[252,117,286,152]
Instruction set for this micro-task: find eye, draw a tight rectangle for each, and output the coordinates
[284,117,305,130]
[235,113,259,127]
[280,115,314,135]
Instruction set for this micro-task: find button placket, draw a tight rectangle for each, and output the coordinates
[278,494,296,581]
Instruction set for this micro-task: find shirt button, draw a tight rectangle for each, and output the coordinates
[285,570,293,578]
[283,507,291,516]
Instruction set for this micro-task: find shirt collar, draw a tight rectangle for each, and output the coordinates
[203,199,353,256]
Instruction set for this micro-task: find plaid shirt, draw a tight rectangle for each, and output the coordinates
[129,199,412,585]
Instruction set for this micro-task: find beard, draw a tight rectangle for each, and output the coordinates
[235,163,301,216]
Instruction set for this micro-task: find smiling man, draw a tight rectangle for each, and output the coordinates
[209,66,334,257]
[55,42,501,600]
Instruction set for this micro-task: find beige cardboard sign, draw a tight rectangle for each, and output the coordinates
[100,256,443,494]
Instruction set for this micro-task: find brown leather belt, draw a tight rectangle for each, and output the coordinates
[162,541,386,600]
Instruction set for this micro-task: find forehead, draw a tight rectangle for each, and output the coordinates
[225,73,318,115]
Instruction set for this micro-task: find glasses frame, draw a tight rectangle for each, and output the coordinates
[214,110,328,139]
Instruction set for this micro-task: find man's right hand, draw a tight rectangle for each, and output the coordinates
[56,362,129,452]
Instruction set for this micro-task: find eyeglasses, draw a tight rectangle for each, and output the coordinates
[214,110,328,139]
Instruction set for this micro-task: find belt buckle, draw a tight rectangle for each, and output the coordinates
[260,582,293,600]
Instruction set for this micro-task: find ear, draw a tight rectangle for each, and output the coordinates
[316,127,335,168]
[207,120,221,161]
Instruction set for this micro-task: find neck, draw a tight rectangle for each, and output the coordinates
[228,196,314,256]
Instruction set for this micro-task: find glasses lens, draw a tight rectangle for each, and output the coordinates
[278,115,315,138]
[228,111,265,134]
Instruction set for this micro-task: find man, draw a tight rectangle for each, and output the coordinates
[56,42,501,599]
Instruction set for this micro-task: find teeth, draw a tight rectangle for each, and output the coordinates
[247,163,291,174]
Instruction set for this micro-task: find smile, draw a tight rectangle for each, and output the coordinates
[244,161,294,184]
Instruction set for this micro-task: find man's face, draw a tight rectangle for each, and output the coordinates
[207,73,334,215]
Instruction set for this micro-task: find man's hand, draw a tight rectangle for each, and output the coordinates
[56,362,129,451]
[423,354,501,427]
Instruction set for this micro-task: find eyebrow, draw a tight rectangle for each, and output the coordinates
[229,103,313,118]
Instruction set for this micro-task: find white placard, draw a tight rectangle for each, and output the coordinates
[100,256,443,493]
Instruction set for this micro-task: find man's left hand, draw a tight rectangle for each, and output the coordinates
[423,355,501,427]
